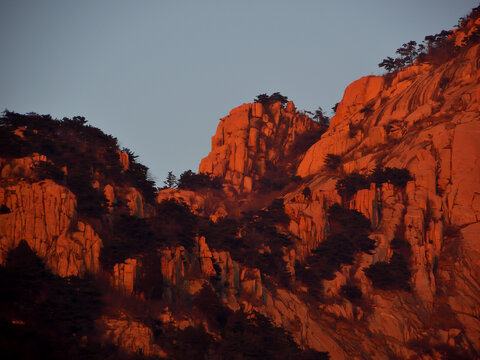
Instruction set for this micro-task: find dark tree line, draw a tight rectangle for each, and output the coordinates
[254,92,289,106]
[379,6,480,73]
[162,170,222,191]
[335,165,413,201]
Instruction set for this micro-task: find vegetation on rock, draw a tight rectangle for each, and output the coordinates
[296,203,375,298]
[177,170,223,190]
[336,166,412,200]
[0,241,119,360]
[254,92,289,106]
[324,153,342,170]
[379,4,480,73]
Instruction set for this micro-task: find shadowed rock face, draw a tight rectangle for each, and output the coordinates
[2,14,480,360]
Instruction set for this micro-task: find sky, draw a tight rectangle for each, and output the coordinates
[1,0,478,185]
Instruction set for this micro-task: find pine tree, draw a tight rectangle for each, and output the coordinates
[164,171,177,188]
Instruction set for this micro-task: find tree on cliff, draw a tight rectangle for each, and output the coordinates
[177,170,222,190]
[378,27,459,73]
[312,106,330,126]
[254,92,289,106]
[164,171,177,189]
[395,41,423,67]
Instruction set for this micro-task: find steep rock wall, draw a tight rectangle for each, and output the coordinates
[0,180,102,277]
[283,43,480,358]
[200,101,320,193]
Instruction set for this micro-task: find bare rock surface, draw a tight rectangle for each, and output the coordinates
[0,180,101,276]
[200,101,321,193]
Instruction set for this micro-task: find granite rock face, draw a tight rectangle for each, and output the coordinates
[3,17,480,360]
[199,101,321,194]
[0,179,102,277]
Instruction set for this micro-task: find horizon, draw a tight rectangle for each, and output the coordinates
[1,0,478,185]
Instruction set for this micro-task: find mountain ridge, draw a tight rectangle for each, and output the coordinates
[1,6,480,359]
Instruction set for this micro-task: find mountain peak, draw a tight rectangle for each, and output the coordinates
[200,100,322,194]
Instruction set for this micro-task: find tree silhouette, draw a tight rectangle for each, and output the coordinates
[164,171,177,188]
[312,107,330,126]
[324,153,342,170]
[395,41,421,67]
[254,92,289,106]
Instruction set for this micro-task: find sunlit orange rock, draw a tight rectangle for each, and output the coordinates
[200,101,320,193]
[0,179,101,276]
[3,16,480,360]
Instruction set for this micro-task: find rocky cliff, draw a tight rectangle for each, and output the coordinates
[2,7,480,360]
[200,100,322,194]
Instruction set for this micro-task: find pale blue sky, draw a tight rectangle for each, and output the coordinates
[1,0,478,184]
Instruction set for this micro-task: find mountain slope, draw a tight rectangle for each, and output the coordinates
[2,6,480,360]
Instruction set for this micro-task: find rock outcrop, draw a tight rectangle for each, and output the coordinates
[0,179,102,277]
[200,101,321,193]
[284,41,480,358]
[3,11,480,360]
[101,314,166,357]
[156,188,228,221]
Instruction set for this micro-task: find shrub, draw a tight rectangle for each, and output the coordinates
[123,149,157,203]
[331,103,339,113]
[239,200,293,278]
[368,164,387,185]
[461,25,480,47]
[158,325,214,360]
[177,170,222,191]
[390,237,411,250]
[312,107,330,126]
[152,199,198,250]
[259,198,290,225]
[199,216,240,251]
[34,161,65,183]
[0,126,30,158]
[444,224,461,238]
[368,165,413,188]
[375,9,480,74]
[291,127,326,156]
[218,311,330,360]
[313,233,356,270]
[348,123,363,138]
[324,153,342,170]
[354,234,376,254]
[67,164,108,217]
[0,111,160,216]
[359,103,374,115]
[298,232,372,285]
[335,172,370,199]
[101,200,199,269]
[202,199,292,286]
[364,252,411,290]
[0,204,10,214]
[100,214,156,268]
[155,289,330,359]
[296,204,375,294]
[163,171,177,188]
[390,237,412,263]
[340,284,363,300]
[302,186,312,199]
[258,168,301,191]
[383,167,413,187]
[193,284,230,330]
[134,253,164,300]
[254,92,289,106]
[0,241,104,358]
[328,204,373,248]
